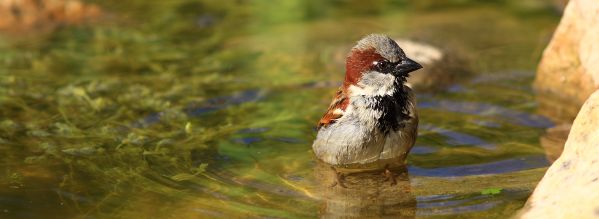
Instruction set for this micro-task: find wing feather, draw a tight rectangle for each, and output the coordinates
[317,88,349,129]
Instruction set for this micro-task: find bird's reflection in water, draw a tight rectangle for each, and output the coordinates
[313,162,416,218]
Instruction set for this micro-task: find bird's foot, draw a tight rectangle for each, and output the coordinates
[330,167,347,188]
[383,165,397,186]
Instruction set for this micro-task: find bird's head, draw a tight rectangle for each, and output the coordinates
[344,34,422,88]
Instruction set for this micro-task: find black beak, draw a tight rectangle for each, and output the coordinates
[395,58,422,75]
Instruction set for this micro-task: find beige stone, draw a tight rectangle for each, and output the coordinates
[540,123,571,163]
[0,0,101,32]
[518,90,599,218]
[534,0,599,115]
[397,39,470,91]
[552,0,569,12]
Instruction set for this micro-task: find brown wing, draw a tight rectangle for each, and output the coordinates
[317,88,349,129]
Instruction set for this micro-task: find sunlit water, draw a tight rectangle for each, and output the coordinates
[0,1,560,218]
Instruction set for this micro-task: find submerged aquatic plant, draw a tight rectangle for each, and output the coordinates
[0,0,266,215]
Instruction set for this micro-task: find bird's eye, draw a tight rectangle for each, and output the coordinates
[373,60,390,72]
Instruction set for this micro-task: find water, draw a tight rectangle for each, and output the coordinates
[0,1,560,218]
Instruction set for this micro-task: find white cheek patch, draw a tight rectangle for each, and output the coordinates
[349,71,396,97]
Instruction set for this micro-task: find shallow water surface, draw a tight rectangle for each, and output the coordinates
[0,1,560,218]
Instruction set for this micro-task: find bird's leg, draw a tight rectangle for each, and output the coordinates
[382,164,397,186]
[329,166,347,188]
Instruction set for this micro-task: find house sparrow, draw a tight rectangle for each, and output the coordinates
[312,34,422,187]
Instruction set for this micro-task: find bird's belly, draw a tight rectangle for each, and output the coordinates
[312,122,413,171]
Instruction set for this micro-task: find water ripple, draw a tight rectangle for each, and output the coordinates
[409,155,549,177]
[418,100,553,128]
[420,124,496,150]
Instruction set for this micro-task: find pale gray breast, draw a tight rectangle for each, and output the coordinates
[312,116,385,166]
[312,86,418,169]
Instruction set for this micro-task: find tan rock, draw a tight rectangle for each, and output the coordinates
[540,123,571,163]
[0,0,101,32]
[537,91,580,123]
[397,39,470,91]
[518,90,599,218]
[534,0,599,117]
[552,0,569,12]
